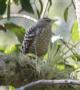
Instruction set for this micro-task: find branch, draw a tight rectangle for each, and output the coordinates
[17,79,80,90]
[0,14,37,22]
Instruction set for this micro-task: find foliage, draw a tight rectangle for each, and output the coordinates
[0,0,7,15]
[20,0,34,13]
[4,22,25,43]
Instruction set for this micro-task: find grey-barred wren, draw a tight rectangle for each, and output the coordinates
[22,18,57,56]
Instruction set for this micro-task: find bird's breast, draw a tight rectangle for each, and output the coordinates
[30,26,52,56]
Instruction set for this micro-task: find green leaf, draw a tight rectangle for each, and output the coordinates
[64,7,68,22]
[0,46,5,52]
[9,85,16,90]
[65,57,78,69]
[73,53,80,61]
[0,0,7,15]
[4,22,25,43]
[20,0,34,13]
[4,44,21,54]
[71,20,80,41]
[64,3,71,22]
[57,63,65,71]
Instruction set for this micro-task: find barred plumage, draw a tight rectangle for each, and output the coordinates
[22,18,56,56]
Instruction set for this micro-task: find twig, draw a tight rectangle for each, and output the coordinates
[40,0,49,18]
[7,0,11,20]
[34,0,40,19]
[62,41,80,57]
[17,79,80,90]
[0,14,37,22]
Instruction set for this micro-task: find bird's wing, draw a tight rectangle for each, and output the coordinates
[22,25,39,54]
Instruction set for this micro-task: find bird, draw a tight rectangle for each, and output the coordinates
[22,18,57,57]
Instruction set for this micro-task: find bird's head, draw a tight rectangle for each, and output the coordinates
[38,17,58,26]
